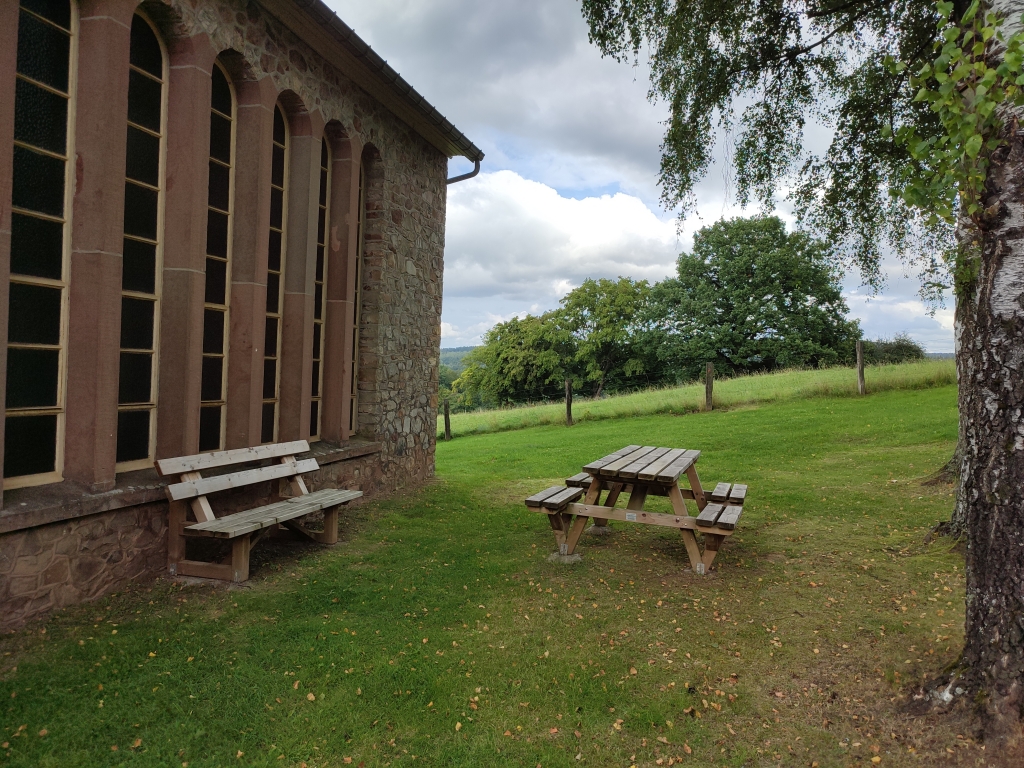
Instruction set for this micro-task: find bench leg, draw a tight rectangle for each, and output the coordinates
[167,501,187,576]
[680,529,704,574]
[320,507,339,545]
[702,533,724,571]
[548,512,570,554]
[231,535,251,583]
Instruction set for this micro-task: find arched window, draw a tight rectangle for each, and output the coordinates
[261,105,288,444]
[349,162,366,434]
[5,0,76,487]
[116,12,165,469]
[199,62,234,452]
[309,139,329,439]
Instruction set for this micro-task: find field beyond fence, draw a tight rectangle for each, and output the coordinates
[439,358,956,439]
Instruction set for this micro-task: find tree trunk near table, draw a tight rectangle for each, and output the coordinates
[956,110,1024,748]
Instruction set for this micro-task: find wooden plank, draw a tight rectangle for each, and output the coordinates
[565,515,589,555]
[166,459,319,501]
[710,483,732,502]
[280,455,310,497]
[636,448,686,481]
[156,441,311,476]
[599,446,658,477]
[563,503,735,536]
[696,503,725,527]
[526,486,565,508]
[565,472,592,488]
[655,450,701,483]
[680,529,703,571]
[180,471,216,524]
[729,484,748,503]
[618,447,670,479]
[702,533,724,570]
[625,484,649,510]
[540,486,585,511]
[715,505,743,531]
[171,559,233,580]
[185,489,361,537]
[231,535,251,582]
[582,445,641,474]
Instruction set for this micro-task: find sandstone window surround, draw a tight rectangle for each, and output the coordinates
[309,139,330,440]
[5,0,77,490]
[116,11,166,471]
[261,104,289,444]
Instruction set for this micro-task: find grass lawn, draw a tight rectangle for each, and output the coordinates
[0,385,980,767]
[440,359,955,439]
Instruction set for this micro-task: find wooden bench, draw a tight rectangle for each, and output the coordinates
[156,440,362,582]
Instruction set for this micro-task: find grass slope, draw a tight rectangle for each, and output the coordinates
[0,386,977,767]
[440,359,956,438]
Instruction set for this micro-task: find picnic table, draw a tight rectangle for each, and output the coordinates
[525,445,747,575]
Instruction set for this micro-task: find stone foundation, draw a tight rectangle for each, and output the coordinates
[0,443,401,631]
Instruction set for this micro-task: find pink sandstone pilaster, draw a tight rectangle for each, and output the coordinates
[156,34,218,459]
[224,73,277,449]
[63,0,137,491]
[321,134,362,443]
[277,106,323,441]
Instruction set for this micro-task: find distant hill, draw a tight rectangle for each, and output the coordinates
[440,346,478,373]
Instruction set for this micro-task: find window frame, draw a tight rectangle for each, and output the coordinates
[309,137,330,440]
[115,9,167,473]
[348,162,365,435]
[4,0,79,489]
[198,59,236,452]
[261,103,289,444]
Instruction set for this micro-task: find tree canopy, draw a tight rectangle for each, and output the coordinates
[580,0,957,286]
[650,216,860,381]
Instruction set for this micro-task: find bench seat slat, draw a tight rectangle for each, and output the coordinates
[540,486,584,510]
[565,472,592,488]
[525,486,565,507]
[695,503,725,526]
[156,441,311,476]
[729,484,747,503]
[710,483,732,502]
[185,488,362,537]
[167,459,319,501]
[715,505,743,530]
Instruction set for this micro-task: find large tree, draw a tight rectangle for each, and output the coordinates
[652,216,860,380]
[581,0,1024,746]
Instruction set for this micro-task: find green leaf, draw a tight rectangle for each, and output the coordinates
[965,134,983,158]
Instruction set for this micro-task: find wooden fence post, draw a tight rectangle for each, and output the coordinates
[443,398,452,441]
[856,340,866,395]
[705,362,714,412]
[565,379,574,426]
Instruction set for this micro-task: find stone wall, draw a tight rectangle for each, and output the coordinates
[0,447,390,631]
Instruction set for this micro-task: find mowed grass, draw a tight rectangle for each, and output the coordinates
[0,386,978,767]
[440,359,956,438]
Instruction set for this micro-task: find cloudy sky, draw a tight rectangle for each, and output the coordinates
[326,0,954,352]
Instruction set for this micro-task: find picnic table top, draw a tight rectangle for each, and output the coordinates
[582,445,701,485]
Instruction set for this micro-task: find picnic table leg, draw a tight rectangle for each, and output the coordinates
[685,465,708,511]
[565,514,590,555]
[625,483,648,510]
[585,478,615,537]
[702,533,725,571]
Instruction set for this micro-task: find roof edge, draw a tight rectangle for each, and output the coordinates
[262,0,484,163]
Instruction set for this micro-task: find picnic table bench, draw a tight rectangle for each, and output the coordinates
[526,445,747,574]
[156,440,361,582]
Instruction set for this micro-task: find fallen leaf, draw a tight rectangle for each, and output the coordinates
[38,729,48,737]
[683,743,692,755]
[504,731,512,737]
[132,738,142,748]
[307,693,315,701]
[237,750,244,758]
[111,745,118,752]
[455,722,462,732]
[343,759,353,765]
[871,758,881,764]
[629,667,637,675]
[293,680,300,690]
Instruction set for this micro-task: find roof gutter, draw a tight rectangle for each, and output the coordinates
[446,159,481,185]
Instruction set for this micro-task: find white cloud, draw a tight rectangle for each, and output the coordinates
[444,171,682,303]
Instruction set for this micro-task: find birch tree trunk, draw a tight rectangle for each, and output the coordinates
[958,112,1024,746]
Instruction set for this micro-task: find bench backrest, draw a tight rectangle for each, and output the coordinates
[156,440,318,523]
